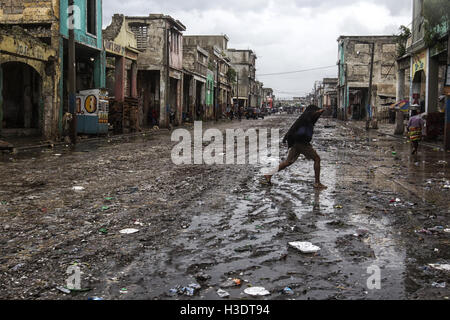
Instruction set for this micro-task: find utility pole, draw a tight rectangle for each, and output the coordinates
[366,42,375,130]
[236,72,239,110]
[68,0,77,144]
[215,60,219,122]
[165,27,170,128]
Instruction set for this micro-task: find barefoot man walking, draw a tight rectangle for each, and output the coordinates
[265,105,327,189]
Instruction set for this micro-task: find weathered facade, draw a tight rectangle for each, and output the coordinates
[402,0,448,142]
[0,0,61,140]
[321,78,338,117]
[337,36,398,121]
[59,0,106,135]
[263,88,274,109]
[227,49,257,108]
[0,26,59,140]
[255,81,264,108]
[126,14,186,128]
[103,14,140,133]
[182,43,208,121]
[184,35,232,120]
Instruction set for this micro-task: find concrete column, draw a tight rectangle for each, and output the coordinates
[159,68,168,128]
[42,77,54,140]
[115,56,126,102]
[396,68,405,101]
[94,51,106,88]
[177,77,183,125]
[395,67,406,135]
[130,61,138,98]
[190,79,196,121]
[427,54,439,113]
[445,34,450,151]
[201,82,206,120]
[0,64,3,133]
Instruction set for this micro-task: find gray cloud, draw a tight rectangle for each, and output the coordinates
[102,0,412,98]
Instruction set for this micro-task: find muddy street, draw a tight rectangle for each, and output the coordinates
[0,114,449,300]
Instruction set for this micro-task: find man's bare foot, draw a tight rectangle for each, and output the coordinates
[264,175,272,185]
[314,183,327,190]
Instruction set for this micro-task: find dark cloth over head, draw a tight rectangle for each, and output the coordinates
[283,105,323,148]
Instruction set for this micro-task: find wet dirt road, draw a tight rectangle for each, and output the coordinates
[0,114,449,300]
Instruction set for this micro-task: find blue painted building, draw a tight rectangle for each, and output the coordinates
[59,0,107,134]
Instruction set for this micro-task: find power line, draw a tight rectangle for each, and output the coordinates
[257,65,337,77]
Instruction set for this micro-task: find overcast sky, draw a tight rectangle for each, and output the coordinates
[103,0,412,99]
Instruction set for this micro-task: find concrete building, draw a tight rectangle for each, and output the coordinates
[321,78,338,117]
[0,0,106,140]
[126,14,186,128]
[400,0,448,143]
[182,42,209,121]
[255,81,264,108]
[227,49,257,108]
[337,35,398,121]
[184,35,232,120]
[0,26,59,140]
[263,88,274,108]
[0,0,61,140]
[103,14,141,133]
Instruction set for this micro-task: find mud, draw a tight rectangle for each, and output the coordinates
[0,114,449,300]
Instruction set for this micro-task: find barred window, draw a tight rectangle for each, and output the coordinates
[130,25,149,50]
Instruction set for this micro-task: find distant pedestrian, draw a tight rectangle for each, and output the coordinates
[264,105,327,189]
[407,110,427,155]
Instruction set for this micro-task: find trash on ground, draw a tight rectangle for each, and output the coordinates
[428,264,450,272]
[169,283,202,297]
[431,282,446,288]
[120,288,128,294]
[282,287,294,295]
[217,289,230,298]
[289,242,321,254]
[72,186,85,191]
[88,296,104,300]
[119,228,139,234]
[220,278,243,288]
[244,287,270,296]
[56,286,71,294]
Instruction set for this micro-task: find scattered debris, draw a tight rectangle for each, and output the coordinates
[72,186,85,191]
[431,282,446,288]
[220,278,243,288]
[119,228,139,235]
[169,283,202,297]
[217,289,230,298]
[428,264,450,272]
[244,287,270,296]
[282,287,294,295]
[11,263,24,271]
[289,242,321,254]
[56,286,71,294]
